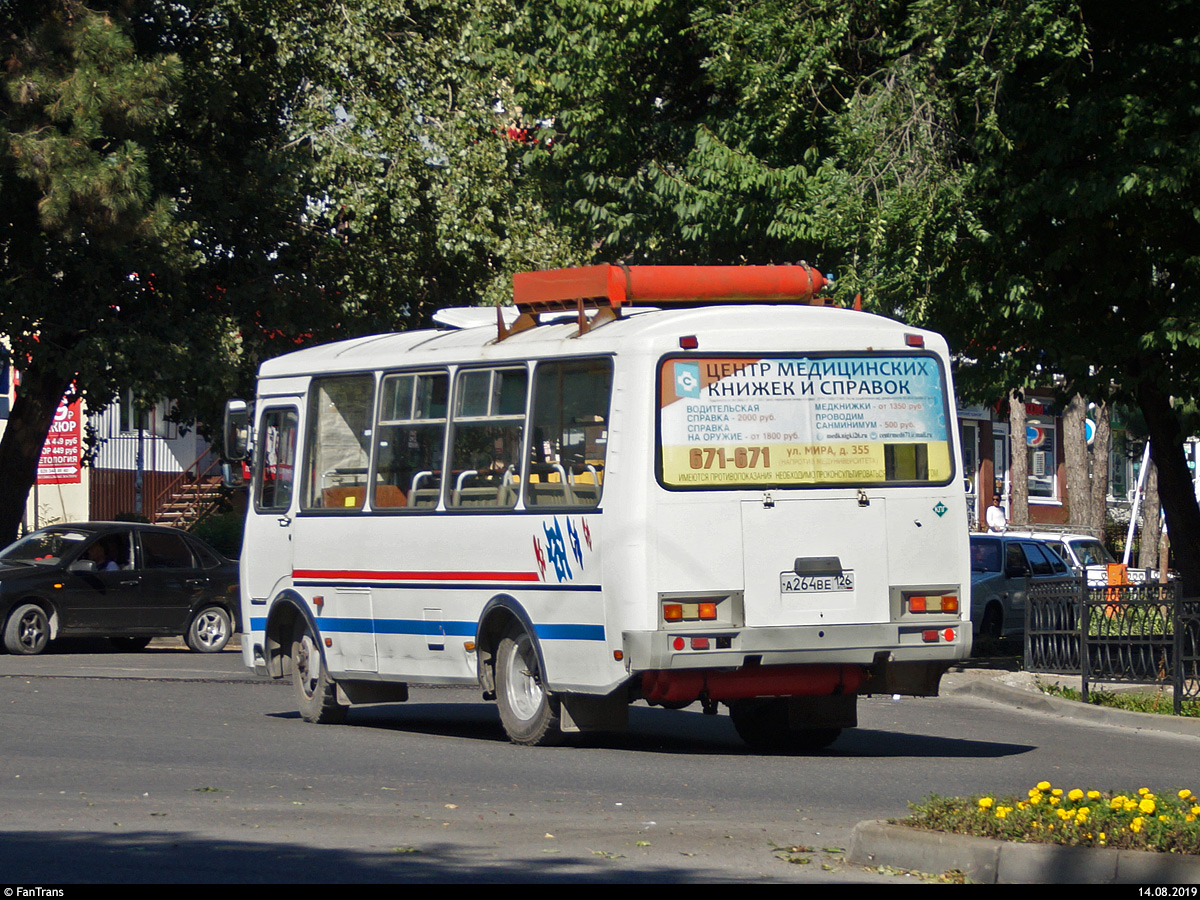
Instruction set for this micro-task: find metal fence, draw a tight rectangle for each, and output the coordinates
[1026,578,1200,714]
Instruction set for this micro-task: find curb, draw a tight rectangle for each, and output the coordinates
[848,821,1200,884]
[943,670,1200,739]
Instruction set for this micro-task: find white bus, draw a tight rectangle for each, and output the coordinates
[225,264,971,750]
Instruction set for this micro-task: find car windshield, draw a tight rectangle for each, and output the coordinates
[1070,539,1115,566]
[970,538,1002,573]
[0,529,93,565]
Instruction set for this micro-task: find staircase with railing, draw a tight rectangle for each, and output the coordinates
[151,448,226,528]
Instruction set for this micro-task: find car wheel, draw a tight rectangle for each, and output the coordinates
[980,604,1003,641]
[186,606,231,653]
[729,698,841,753]
[291,620,347,724]
[495,626,563,746]
[4,603,50,655]
[109,636,152,652]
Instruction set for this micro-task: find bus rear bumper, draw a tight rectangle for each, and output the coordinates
[623,621,966,696]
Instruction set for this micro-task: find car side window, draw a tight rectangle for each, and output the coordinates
[141,532,196,570]
[1022,542,1055,576]
[1005,542,1026,575]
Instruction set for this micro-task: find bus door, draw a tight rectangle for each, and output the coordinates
[244,404,300,610]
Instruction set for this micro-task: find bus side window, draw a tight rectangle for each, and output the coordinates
[526,359,612,509]
[302,375,375,511]
[373,372,448,509]
[447,367,527,509]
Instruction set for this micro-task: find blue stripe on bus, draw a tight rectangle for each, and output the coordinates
[247,616,605,642]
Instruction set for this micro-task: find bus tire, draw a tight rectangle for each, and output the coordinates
[495,626,563,746]
[729,698,841,754]
[291,620,347,725]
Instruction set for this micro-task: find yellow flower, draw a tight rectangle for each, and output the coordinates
[1068,789,1084,802]
[1180,789,1194,800]
[1049,796,1061,805]
[1131,817,1144,833]
[1191,806,1200,816]
[1138,787,1150,795]
[1057,808,1072,821]
[1139,798,1156,815]
[1159,815,1170,823]
[978,797,994,809]
[1037,781,1052,791]
[1052,788,1064,797]
[1087,790,1101,800]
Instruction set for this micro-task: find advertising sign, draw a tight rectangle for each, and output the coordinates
[37,396,83,485]
[659,354,953,488]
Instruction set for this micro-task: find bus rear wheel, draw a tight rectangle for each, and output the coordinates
[729,698,841,754]
[291,620,348,725]
[495,627,564,746]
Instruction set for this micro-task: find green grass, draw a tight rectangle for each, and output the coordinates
[1039,681,1200,717]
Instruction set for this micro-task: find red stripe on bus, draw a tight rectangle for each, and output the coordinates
[293,569,541,583]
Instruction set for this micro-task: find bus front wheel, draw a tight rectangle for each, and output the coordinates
[291,621,348,725]
[495,627,564,746]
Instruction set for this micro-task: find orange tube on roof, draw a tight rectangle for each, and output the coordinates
[513,264,826,312]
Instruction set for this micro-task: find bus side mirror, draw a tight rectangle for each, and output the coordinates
[224,399,250,462]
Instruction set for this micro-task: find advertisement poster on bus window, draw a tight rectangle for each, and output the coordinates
[37,396,83,485]
[658,354,953,488]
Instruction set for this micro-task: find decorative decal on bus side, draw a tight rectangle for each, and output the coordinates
[533,516,594,582]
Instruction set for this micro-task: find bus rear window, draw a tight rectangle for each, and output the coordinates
[657,353,954,489]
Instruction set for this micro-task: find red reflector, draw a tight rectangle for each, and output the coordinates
[663,604,683,621]
[679,335,699,350]
[672,636,685,650]
[909,596,927,612]
[921,630,939,643]
[613,650,623,661]
[905,333,925,347]
[690,637,710,650]
[314,594,324,608]
[943,629,956,642]
[943,596,959,614]
[698,602,717,620]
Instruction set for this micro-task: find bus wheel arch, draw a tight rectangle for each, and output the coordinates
[476,597,564,746]
[263,592,311,679]
[475,596,542,696]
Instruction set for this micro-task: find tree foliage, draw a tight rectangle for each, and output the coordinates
[0,0,574,543]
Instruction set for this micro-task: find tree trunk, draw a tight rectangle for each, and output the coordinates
[1089,399,1111,541]
[1138,457,1161,571]
[1063,393,1088,530]
[0,366,74,546]
[1008,390,1028,528]
[1137,379,1200,597]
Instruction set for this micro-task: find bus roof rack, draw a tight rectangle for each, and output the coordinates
[501,263,830,341]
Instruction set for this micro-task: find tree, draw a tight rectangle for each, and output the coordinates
[0,0,200,544]
[509,1,1200,593]
[0,0,573,543]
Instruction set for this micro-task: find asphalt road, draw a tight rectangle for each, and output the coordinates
[1,641,1196,883]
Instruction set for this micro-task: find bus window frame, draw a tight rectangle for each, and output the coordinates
[300,373,378,513]
[654,349,958,492]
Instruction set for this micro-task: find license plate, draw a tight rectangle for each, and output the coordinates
[780,571,855,593]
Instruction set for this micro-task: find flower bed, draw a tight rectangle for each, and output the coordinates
[904,781,1200,855]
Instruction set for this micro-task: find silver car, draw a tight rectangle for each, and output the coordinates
[969,534,1074,640]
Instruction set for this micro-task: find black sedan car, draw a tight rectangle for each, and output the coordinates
[0,522,239,655]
